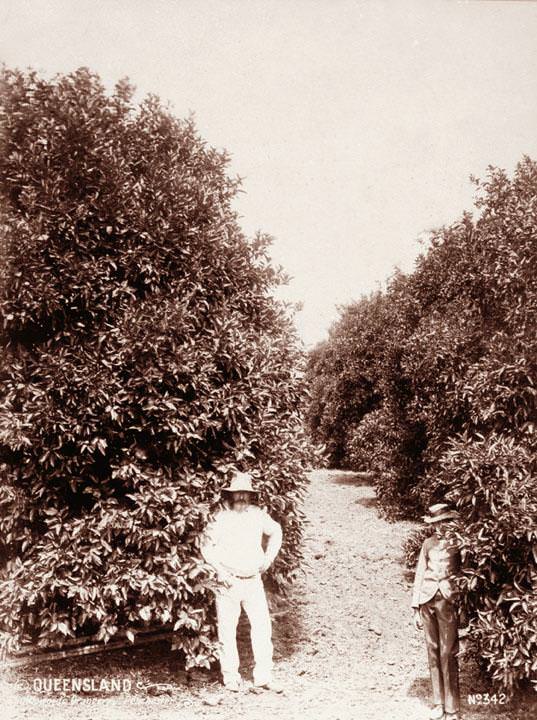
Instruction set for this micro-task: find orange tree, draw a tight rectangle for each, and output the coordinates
[306,294,382,468]
[383,162,537,689]
[0,68,311,665]
[306,276,427,518]
[425,163,537,693]
[307,158,537,693]
[305,291,389,469]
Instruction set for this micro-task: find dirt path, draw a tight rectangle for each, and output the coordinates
[3,470,535,719]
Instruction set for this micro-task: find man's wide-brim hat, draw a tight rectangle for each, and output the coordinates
[222,471,257,494]
[423,502,460,524]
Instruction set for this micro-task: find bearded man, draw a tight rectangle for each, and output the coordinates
[201,471,283,693]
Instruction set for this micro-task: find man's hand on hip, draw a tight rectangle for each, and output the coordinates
[259,556,272,573]
[216,569,234,588]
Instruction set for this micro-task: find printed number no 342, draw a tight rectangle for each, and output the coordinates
[467,693,507,705]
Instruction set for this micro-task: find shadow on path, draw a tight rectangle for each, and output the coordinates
[407,674,432,706]
[354,496,377,508]
[328,471,375,487]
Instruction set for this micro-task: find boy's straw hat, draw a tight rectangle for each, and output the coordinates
[221,471,257,494]
[423,502,460,524]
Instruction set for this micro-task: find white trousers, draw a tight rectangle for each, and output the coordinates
[214,574,273,686]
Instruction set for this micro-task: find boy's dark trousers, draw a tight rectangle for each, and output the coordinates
[420,590,460,714]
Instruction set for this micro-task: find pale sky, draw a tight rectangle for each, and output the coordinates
[1,0,537,347]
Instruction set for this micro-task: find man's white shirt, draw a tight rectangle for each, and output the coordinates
[202,505,282,578]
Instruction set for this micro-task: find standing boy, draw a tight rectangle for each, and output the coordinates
[412,503,462,720]
[201,471,283,693]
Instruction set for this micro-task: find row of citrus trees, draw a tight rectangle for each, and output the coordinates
[306,158,537,693]
[0,68,311,667]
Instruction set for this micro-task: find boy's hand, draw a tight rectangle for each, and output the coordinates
[458,604,469,629]
[259,556,272,573]
[413,608,423,630]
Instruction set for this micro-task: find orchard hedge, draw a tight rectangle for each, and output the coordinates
[0,67,311,666]
[307,158,537,693]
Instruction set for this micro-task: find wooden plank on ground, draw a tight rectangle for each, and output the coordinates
[10,624,173,657]
[3,629,176,669]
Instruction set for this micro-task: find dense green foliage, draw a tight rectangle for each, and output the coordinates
[0,68,311,665]
[306,159,537,692]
